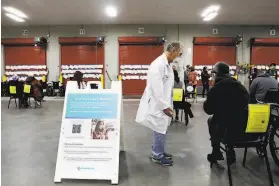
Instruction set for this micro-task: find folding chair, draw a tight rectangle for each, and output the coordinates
[23,84,32,108]
[216,104,274,186]
[173,88,184,121]
[8,85,18,109]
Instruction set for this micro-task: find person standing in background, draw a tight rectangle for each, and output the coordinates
[136,41,184,166]
[188,66,198,97]
[201,67,210,98]
[184,65,190,89]
[268,63,278,80]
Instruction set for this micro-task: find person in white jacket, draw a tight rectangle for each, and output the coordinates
[135,41,184,166]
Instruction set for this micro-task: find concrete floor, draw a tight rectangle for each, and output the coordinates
[2,99,279,186]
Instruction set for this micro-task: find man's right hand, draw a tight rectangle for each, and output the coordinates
[163,108,174,117]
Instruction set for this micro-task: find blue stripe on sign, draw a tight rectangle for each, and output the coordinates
[65,93,118,119]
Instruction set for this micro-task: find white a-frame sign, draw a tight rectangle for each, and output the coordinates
[54,81,122,184]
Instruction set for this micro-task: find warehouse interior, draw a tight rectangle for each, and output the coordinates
[1,0,279,186]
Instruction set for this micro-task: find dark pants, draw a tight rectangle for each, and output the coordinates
[202,82,209,97]
[184,80,189,89]
[208,116,225,152]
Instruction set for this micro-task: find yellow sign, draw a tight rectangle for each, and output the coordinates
[59,75,63,84]
[246,104,270,133]
[9,86,16,94]
[173,88,183,102]
[118,75,122,81]
[42,75,46,83]
[100,74,104,89]
[2,75,7,82]
[24,84,31,93]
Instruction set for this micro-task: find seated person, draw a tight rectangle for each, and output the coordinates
[72,71,86,89]
[24,76,43,107]
[204,62,249,164]
[249,71,278,103]
[173,70,194,125]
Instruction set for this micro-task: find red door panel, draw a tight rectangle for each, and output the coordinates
[193,45,236,66]
[119,45,163,95]
[4,46,46,65]
[251,46,279,65]
[61,45,104,65]
[60,44,105,84]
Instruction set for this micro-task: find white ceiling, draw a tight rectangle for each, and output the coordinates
[1,0,279,25]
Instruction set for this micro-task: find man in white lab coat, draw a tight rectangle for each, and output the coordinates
[136,41,184,166]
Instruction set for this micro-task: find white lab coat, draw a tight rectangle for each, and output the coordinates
[135,53,174,134]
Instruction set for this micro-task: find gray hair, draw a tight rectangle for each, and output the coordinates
[166,41,183,52]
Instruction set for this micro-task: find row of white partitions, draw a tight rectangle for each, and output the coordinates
[54,80,124,184]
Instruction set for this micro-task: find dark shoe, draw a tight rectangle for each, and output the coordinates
[175,116,179,121]
[207,151,224,162]
[164,153,172,160]
[150,153,172,160]
[151,156,173,166]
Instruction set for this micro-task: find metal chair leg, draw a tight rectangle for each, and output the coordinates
[181,109,183,122]
[242,147,248,167]
[226,146,233,186]
[15,98,17,107]
[263,148,274,186]
[8,97,11,109]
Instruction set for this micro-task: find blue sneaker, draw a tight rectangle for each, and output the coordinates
[150,153,172,160]
[151,156,173,166]
[163,153,172,160]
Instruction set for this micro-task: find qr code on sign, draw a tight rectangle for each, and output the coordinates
[72,124,81,134]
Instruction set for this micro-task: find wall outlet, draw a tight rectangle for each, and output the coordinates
[138,28,144,34]
[212,28,218,35]
[80,28,86,35]
[22,30,28,36]
[270,29,276,36]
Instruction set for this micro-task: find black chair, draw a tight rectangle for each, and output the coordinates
[7,80,24,109]
[8,85,18,109]
[173,90,194,124]
[216,106,274,186]
[264,88,279,104]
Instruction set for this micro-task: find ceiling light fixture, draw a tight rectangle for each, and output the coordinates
[105,6,117,17]
[3,7,28,18]
[201,5,220,21]
[203,12,218,21]
[5,13,25,22]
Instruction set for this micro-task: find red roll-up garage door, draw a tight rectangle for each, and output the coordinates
[59,37,105,85]
[250,38,279,65]
[193,37,236,65]
[119,37,164,96]
[4,46,46,65]
[2,38,47,80]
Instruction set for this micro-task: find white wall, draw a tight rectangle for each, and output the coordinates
[2,24,278,87]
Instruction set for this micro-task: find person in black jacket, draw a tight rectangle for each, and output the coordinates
[201,66,210,98]
[204,62,249,164]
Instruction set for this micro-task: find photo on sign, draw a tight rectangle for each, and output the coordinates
[90,119,116,140]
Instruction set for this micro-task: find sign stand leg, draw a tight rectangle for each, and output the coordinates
[120,96,124,152]
[111,177,119,185]
[54,176,62,183]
